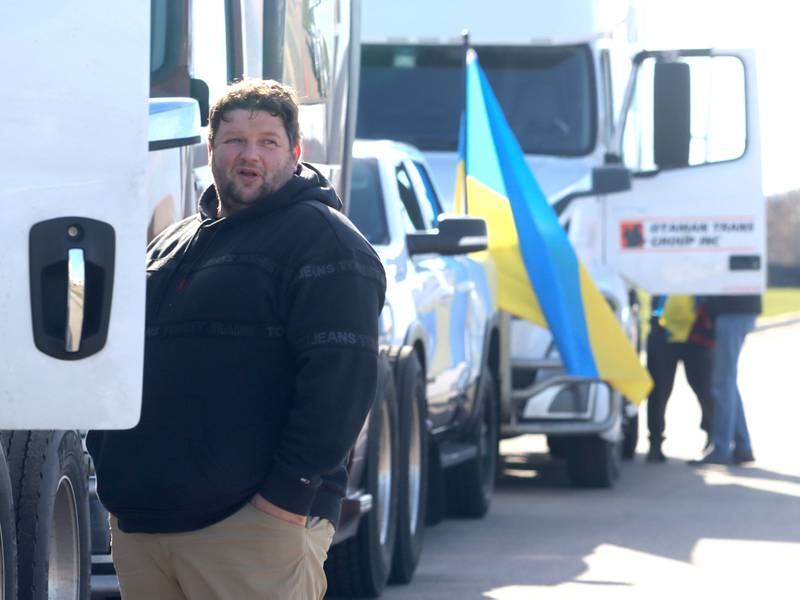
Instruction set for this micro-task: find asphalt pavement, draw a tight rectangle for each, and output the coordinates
[381,316,800,599]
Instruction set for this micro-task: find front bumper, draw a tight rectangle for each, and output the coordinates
[501,359,622,437]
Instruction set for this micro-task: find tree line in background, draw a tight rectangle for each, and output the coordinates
[767,190,800,286]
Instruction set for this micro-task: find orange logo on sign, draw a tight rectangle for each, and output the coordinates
[621,221,644,249]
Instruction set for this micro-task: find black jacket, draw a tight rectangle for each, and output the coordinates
[87,164,386,533]
[705,294,762,316]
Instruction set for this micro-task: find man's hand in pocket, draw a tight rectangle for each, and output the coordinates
[250,494,306,526]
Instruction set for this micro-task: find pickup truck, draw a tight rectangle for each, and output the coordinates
[326,139,501,596]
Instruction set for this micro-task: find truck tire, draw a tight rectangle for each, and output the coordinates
[7,430,90,600]
[445,371,498,519]
[564,434,621,488]
[547,435,570,459]
[0,444,18,600]
[388,346,428,585]
[326,356,399,598]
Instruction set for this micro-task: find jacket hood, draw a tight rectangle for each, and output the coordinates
[198,162,343,222]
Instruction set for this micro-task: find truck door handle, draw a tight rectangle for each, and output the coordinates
[65,248,86,353]
[30,217,115,360]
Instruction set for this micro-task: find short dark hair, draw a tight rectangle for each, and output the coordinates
[208,79,301,148]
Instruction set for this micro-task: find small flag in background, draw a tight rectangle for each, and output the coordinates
[457,50,652,402]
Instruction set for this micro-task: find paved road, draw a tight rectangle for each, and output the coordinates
[382,317,800,599]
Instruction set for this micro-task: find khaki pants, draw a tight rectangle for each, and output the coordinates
[110,503,335,600]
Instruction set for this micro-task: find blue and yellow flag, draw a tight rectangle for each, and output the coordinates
[456,51,652,402]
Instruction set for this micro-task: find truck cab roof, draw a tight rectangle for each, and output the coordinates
[362,0,634,46]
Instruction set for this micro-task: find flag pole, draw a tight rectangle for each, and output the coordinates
[461,29,470,213]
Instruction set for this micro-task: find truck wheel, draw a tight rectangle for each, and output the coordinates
[326,356,399,598]
[547,435,570,459]
[7,431,90,600]
[621,401,639,460]
[445,371,498,519]
[565,434,621,488]
[0,444,17,600]
[388,347,428,585]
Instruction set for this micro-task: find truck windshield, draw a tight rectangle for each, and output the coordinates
[358,44,596,156]
[348,158,390,245]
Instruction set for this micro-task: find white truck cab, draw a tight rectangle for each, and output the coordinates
[358,0,765,486]
[0,4,158,598]
[1,2,152,430]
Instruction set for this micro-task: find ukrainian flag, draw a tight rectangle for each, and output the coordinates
[456,50,652,402]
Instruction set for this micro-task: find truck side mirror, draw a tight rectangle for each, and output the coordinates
[190,78,210,127]
[148,98,202,151]
[653,61,691,169]
[591,165,631,195]
[406,216,488,256]
[552,165,632,216]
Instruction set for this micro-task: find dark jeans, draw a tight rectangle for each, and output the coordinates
[646,319,713,443]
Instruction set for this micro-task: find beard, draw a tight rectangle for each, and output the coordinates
[212,158,297,217]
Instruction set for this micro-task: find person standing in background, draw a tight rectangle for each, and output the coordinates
[689,294,762,466]
[645,295,714,462]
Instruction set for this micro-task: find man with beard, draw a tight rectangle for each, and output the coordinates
[87,80,386,599]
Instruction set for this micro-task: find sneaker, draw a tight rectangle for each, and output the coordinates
[646,445,666,463]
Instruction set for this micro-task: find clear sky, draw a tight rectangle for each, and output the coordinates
[638,0,800,196]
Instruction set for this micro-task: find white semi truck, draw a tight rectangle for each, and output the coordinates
[357,0,766,486]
